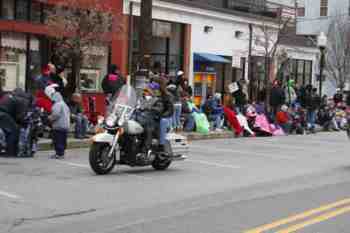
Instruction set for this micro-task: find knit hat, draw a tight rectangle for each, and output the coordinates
[44,84,58,99]
[281,105,288,112]
[42,65,50,76]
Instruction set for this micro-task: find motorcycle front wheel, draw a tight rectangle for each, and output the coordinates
[89,143,116,175]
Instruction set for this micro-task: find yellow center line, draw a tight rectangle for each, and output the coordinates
[277,205,350,233]
[244,198,350,233]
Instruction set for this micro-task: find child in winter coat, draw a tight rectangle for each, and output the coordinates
[49,92,70,159]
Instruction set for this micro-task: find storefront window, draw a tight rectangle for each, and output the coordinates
[15,0,29,21]
[132,18,184,75]
[305,61,312,84]
[28,36,41,91]
[1,0,15,20]
[62,47,108,92]
[0,32,27,91]
[297,60,304,85]
[287,59,313,86]
[31,2,42,23]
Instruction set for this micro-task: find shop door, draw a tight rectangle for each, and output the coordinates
[0,62,18,91]
[193,72,216,106]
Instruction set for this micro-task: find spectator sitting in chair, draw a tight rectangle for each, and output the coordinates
[69,93,89,139]
[203,94,224,131]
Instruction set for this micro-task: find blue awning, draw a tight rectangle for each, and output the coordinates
[194,52,231,64]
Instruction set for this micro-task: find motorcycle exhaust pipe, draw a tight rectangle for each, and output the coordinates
[171,155,187,161]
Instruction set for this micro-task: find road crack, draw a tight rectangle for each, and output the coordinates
[8,209,97,232]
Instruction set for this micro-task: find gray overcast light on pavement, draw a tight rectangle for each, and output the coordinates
[1,132,350,233]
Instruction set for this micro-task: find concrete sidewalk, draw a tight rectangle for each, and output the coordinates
[38,131,236,151]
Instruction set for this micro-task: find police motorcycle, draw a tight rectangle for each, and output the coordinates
[89,85,188,175]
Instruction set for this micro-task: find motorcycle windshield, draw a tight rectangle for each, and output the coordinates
[109,85,137,116]
[114,85,137,107]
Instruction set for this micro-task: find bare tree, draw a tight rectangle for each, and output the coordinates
[326,14,350,91]
[46,0,122,93]
[253,11,293,104]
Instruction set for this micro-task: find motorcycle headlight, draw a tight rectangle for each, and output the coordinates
[105,115,117,128]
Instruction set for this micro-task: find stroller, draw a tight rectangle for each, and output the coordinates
[17,107,44,157]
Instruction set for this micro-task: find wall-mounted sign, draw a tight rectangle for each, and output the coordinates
[228,82,239,93]
[153,20,172,38]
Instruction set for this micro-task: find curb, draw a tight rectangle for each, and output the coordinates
[38,139,91,152]
[37,131,236,151]
[37,128,329,152]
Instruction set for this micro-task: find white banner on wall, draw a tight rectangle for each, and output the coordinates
[228,82,239,93]
[232,50,247,68]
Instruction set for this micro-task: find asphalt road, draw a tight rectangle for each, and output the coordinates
[1,132,350,233]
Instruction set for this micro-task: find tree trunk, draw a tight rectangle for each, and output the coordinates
[139,0,153,71]
[65,54,81,97]
[264,56,271,109]
[73,54,82,93]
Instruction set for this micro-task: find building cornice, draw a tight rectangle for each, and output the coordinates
[125,0,280,28]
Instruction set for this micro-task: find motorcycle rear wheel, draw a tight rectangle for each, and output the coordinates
[89,143,116,175]
[152,157,171,170]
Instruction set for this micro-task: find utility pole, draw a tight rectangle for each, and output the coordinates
[128,2,134,76]
[139,0,153,73]
[248,23,254,102]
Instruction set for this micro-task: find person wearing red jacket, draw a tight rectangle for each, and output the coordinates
[223,106,243,136]
[276,105,291,134]
[35,91,53,113]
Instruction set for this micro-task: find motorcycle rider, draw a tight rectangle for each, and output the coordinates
[138,76,174,156]
[152,77,174,154]
[137,88,157,154]
[0,88,32,157]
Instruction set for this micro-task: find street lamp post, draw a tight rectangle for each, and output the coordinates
[317,32,327,97]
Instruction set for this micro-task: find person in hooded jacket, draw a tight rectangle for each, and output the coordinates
[49,92,70,159]
[0,88,32,157]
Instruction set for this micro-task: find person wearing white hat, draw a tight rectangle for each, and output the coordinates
[44,84,59,100]
[177,70,184,77]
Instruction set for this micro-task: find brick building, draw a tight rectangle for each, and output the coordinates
[0,0,128,93]
[0,0,318,105]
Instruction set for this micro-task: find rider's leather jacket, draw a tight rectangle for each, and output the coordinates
[151,93,174,120]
